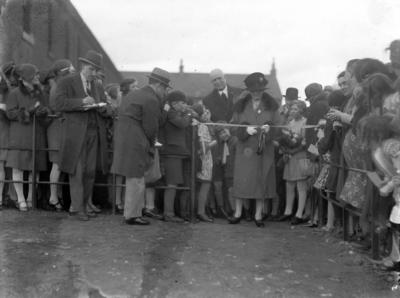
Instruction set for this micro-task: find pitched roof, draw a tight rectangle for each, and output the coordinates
[120,70,282,102]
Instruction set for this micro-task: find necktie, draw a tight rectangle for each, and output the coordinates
[86,81,92,96]
[220,92,227,101]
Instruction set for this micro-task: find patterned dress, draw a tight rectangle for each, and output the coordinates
[196,123,213,181]
[339,130,370,208]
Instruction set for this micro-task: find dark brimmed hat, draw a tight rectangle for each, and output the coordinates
[78,50,103,69]
[166,90,186,104]
[148,67,171,87]
[244,72,268,92]
[283,87,299,101]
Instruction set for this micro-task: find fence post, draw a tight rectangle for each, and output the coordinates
[32,113,37,209]
[371,187,380,260]
[190,124,197,222]
[112,173,116,215]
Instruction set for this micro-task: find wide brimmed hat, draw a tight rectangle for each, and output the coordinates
[283,87,299,101]
[78,50,103,69]
[244,72,268,92]
[148,67,171,87]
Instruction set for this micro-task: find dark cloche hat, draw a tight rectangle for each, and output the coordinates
[51,59,72,75]
[244,72,268,92]
[79,50,103,69]
[166,90,187,104]
[283,87,299,101]
[148,67,171,88]
[304,83,323,100]
[386,40,400,51]
[18,63,38,82]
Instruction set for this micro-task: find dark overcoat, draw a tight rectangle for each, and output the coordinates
[202,85,242,122]
[54,73,111,175]
[111,86,163,178]
[5,85,47,171]
[232,92,282,199]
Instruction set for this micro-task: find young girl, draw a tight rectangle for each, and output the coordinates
[192,102,217,222]
[278,100,309,225]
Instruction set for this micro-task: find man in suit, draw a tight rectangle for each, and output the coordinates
[55,50,113,221]
[203,69,241,218]
[111,68,170,225]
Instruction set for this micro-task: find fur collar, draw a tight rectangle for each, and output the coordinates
[233,92,279,113]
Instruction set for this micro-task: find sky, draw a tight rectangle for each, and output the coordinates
[70,0,400,97]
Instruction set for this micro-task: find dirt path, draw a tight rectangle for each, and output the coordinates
[0,210,397,297]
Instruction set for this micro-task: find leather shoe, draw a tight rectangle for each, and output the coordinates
[125,217,150,225]
[69,212,89,221]
[143,208,163,219]
[277,214,291,222]
[163,215,184,223]
[228,216,241,224]
[291,216,307,225]
[87,211,97,218]
[254,219,265,228]
[197,214,213,223]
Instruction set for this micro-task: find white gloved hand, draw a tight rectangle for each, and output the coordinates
[246,126,257,135]
[261,124,270,133]
[192,118,199,126]
[163,103,170,112]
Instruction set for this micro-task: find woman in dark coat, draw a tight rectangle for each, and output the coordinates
[228,72,282,227]
[6,64,49,211]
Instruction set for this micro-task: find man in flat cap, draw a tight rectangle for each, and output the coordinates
[55,50,113,221]
[111,67,170,225]
[203,69,241,218]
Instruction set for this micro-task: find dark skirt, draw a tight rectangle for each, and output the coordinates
[162,156,184,185]
[6,149,47,171]
[47,119,62,164]
[0,114,9,161]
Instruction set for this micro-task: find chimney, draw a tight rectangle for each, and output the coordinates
[179,59,184,74]
[270,58,276,77]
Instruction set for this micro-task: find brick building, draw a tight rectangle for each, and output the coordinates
[0,0,121,83]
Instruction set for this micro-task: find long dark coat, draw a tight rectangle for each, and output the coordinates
[202,85,242,122]
[5,85,47,171]
[54,73,111,175]
[111,86,163,178]
[232,92,282,199]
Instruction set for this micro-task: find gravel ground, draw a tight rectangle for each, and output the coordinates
[0,209,398,298]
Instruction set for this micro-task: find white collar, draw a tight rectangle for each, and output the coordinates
[219,86,228,97]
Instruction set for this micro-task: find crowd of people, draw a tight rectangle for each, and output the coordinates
[1,40,400,269]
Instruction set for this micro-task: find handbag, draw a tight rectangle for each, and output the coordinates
[144,149,162,183]
[298,158,315,177]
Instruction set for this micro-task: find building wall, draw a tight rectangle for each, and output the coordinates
[0,0,121,83]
